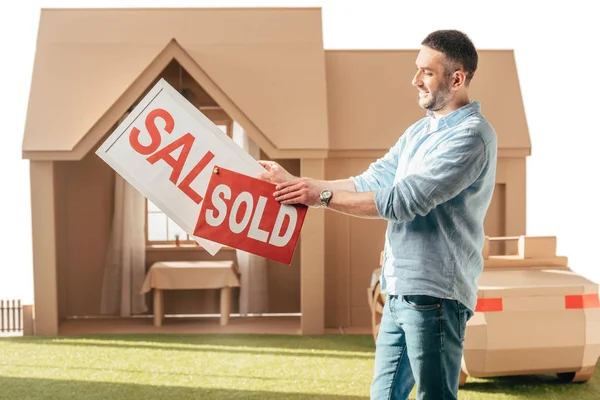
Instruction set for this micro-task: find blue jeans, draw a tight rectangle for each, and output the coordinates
[370,294,474,400]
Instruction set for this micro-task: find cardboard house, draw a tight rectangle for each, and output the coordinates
[22,8,530,336]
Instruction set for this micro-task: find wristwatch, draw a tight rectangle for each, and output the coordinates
[319,189,333,208]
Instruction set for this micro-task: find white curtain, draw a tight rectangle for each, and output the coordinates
[100,164,148,316]
[232,122,269,315]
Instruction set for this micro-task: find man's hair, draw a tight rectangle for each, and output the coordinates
[421,30,478,85]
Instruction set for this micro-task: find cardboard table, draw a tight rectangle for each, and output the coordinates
[141,261,240,327]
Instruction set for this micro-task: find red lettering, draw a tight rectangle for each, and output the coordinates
[147,133,195,184]
[129,108,174,155]
[194,167,309,265]
[177,151,215,204]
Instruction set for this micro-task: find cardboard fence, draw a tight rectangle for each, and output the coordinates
[96,79,307,265]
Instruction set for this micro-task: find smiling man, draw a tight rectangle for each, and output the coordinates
[258,30,497,400]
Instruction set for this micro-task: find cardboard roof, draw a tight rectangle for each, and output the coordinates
[22,8,531,160]
[325,50,531,157]
[22,8,329,160]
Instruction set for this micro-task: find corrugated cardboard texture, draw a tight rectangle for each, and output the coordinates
[23,9,532,160]
[30,161,59,335]
[325,50,531,154]
[23,8,329,154]
[518,236,557,258]
[464,309,600,377]
[477,268,597,297]
[325,158,388,328]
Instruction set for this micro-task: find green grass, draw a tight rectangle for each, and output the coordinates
[0,334,598,399]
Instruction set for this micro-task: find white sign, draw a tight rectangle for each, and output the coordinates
[95,78,265,255]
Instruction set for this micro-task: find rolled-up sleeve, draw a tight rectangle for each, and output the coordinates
[351,138,402,192]
[374,132,486,222]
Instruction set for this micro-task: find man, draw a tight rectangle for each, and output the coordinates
[258,30,497,400]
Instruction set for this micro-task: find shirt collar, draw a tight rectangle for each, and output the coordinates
[426,100,480,129]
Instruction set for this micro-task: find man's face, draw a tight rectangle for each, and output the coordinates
[412,46,454,111]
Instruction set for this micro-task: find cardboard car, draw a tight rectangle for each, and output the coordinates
[367,235,600,385]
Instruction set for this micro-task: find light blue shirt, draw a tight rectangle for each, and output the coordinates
[351,101,497,311]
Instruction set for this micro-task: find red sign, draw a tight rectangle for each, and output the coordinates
[194,167,308,265]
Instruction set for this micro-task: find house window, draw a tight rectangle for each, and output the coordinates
[146,199,192,243]
[145,123,231,245]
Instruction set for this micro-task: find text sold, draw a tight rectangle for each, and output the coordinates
[194,167,307,265]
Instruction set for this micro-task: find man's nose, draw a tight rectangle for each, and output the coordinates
[412,71,421,88]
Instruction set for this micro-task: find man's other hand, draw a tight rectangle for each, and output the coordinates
[273,178,322,207]
[257,161,296,184]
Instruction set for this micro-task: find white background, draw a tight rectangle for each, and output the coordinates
[1,0,598,303]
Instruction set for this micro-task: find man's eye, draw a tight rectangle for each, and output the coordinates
[425,72,433,76]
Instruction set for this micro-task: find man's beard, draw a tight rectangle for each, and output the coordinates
[420,82,451,111]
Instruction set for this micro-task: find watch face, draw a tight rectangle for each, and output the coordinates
[322,190,332,200]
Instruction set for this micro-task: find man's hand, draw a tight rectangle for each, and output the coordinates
[273,178,323,207]
[257,161,296,184]
[272,176,380,218]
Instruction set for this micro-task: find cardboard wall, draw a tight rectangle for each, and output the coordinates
[324,158,387,328]
[54,152,115,319]
[324,50,531,155]
[256,156,302,314]
[23,8,329,155]
[486,184,506,254]
[30,161,60,335]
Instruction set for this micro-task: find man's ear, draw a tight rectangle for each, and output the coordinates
[452,70,467,90]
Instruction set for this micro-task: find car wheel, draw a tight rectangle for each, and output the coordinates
[557,366,595,383]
